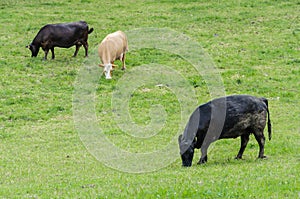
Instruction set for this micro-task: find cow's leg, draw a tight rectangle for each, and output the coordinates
[197,146,208,164]
[83,42,88,57]
[235,134,250,159]
[73,45,81,57]
[121,53,126,70]
[51,47,55,59]
[43,49,49,60]
[197,142,210,164]
[253,130,266,159]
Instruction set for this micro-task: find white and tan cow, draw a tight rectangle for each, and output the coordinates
[98,30,128,79]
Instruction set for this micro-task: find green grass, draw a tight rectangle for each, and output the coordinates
[1,0,299,198]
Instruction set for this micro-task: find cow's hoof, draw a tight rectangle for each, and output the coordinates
[197,158,207,165]
[235,156,243,160]
[197,160,206,165]
[258,155,267,159]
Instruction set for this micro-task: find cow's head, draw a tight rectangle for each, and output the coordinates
[26,44,39,57]
[99,63,117,79]
[178,134,196,167]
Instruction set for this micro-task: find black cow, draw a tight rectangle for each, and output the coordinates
[26,21,94,59]
[178,95,272,167]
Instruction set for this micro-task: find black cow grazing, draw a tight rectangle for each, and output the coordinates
[26,21,94,59]
[178,95,272,167]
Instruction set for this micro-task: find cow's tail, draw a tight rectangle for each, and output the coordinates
[261,98,272,141]
[88,28,94,34]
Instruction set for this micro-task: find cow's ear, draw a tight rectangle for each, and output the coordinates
[99,64,104,67]
[26,45,32,50]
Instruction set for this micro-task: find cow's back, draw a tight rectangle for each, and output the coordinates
[98,31,128,63]
[220,95,267,138]
[33,21,89,47]
[195,95,267,142]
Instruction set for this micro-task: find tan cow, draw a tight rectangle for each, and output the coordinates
[98,30,128,79]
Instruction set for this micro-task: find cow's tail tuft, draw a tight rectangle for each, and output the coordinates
[88,28,94,34]
[261,98,272,141]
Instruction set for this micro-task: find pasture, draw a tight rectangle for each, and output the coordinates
[0,0,299,198]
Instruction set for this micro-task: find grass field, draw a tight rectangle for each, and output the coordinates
[1,0,299,198]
